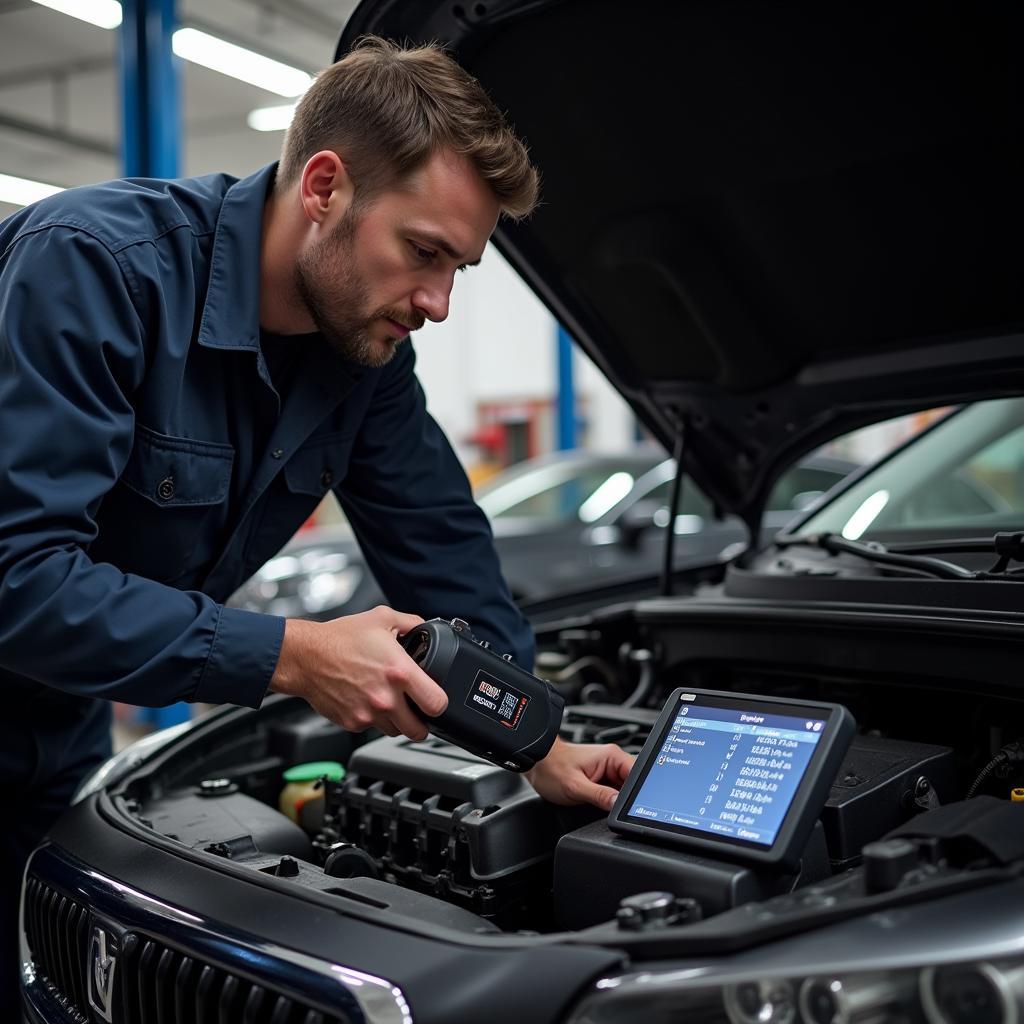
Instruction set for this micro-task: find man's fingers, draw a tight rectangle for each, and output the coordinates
[387,701,430,743]
[383,608,426,635]
[607,749,636,786]
[403,665,449,719]
[573,778,620,812]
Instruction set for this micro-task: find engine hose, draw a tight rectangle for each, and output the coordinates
[551,655,619,689]
[967,740,1024,798]
[622,652,654,708]
[966,753,1009,799]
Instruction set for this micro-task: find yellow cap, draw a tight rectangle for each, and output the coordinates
[1011,788,1024,802]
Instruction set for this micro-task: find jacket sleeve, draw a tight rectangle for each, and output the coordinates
[337,342,536,668]
[0,227,280,708]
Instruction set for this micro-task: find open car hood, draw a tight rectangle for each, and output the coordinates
[337,0,1024,530]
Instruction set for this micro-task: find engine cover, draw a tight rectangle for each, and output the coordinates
[315,735,563,919]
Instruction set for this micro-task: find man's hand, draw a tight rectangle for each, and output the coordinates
[526,737,635,811]
[268,605,448,740]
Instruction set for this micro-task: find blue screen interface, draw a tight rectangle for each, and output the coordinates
[626,699,827,847]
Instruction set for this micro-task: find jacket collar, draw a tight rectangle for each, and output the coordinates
[194,162,366,399]
[195,163,276,352]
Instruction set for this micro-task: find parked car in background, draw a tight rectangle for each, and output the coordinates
[229,448,858,619]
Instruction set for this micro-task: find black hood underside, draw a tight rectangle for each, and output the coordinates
[339,0,1024,528]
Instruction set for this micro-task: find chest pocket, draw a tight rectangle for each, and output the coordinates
[283,432,356,496]
[121,424,234,507]
[92,424,235,585]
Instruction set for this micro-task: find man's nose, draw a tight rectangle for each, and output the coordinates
[412,280,452,323]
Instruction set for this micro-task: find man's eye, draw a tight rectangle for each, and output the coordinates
[411,243,435,262]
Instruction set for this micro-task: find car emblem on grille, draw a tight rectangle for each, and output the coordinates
[87,925,117,1023]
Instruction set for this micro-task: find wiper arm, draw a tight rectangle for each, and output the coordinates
[885,531,1024,574]
[778,532,1024,580]
[804,533,977,579]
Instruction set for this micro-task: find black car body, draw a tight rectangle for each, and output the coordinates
[229,449,856,617]
[20,2,1024,1023]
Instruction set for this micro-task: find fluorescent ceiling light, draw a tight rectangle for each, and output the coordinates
[579,472,635,523]
[172,28,311,98]
[247,102,298,133]
[841,489,890,540]
[28,0,122,29]
[30,4,310,103]
[0,173,64,207]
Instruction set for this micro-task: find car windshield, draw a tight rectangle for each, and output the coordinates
[477,459,656,524]
[792,397,1024,541]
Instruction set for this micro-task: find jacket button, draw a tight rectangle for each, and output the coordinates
[271,448,284,460]
[157,476,175,501]
[320,469,333,489]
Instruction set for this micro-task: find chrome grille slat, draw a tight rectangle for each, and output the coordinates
[242,984,265,1023]
[54,896,71,1004]
[174,955,198,1024]
[156,945,179,1024]
[270,994,295,1024]
[138,939,160,1023]
[196,962,221,1024]
[71,900,90,1011]
[219,973,242,1023]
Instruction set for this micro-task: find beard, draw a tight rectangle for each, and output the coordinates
[294,206,422,368]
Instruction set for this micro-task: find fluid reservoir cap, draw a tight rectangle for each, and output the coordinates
[1012,788,1024,802]
[283,761,345,783]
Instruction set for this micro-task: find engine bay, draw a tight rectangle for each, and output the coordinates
[113,603,1024,945]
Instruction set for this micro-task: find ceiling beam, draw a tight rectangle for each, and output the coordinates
[0,111,115,157]
[0,55,112,90]
[227,0,342,39]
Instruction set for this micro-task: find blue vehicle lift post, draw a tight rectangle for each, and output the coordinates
[119,0,189,729]
[556,324,577,450]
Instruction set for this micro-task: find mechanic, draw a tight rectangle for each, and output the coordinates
[0,35,634,1007]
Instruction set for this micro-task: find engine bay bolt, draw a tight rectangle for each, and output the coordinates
[275,856,300,878]
[198,777,238,798]
[616,891,700,930]
[862,838,919,894]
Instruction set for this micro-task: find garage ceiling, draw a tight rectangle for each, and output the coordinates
[0,0,358,220]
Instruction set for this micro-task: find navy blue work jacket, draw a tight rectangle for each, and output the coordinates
[0,164,532,723]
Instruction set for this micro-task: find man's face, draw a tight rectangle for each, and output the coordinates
[295,149,499,367]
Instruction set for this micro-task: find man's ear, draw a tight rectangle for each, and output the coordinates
[298,150,355,225]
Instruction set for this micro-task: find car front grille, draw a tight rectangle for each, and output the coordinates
[24,874,350,1024]
[23,876,90,1022]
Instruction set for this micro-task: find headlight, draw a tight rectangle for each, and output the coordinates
[921,963,1024,1024]
[71,720,192,804]
[569,959,1024,1024]
[230,550,363,617]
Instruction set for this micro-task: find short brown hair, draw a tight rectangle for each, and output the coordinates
[277,35,539,220]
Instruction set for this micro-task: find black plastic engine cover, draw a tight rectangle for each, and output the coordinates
[143,790,311,861]
[316,736,563,918]
[823,735,958,868]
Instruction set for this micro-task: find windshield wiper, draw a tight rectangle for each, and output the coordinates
[778,531,1024,581]
[884,531,1024,563]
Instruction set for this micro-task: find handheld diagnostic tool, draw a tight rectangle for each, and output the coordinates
[401,618,565,772]
[609,688,854,868]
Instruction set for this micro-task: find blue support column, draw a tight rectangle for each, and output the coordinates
[556,324,577,450]
[120,0,188,730]
[120,0,179,179]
